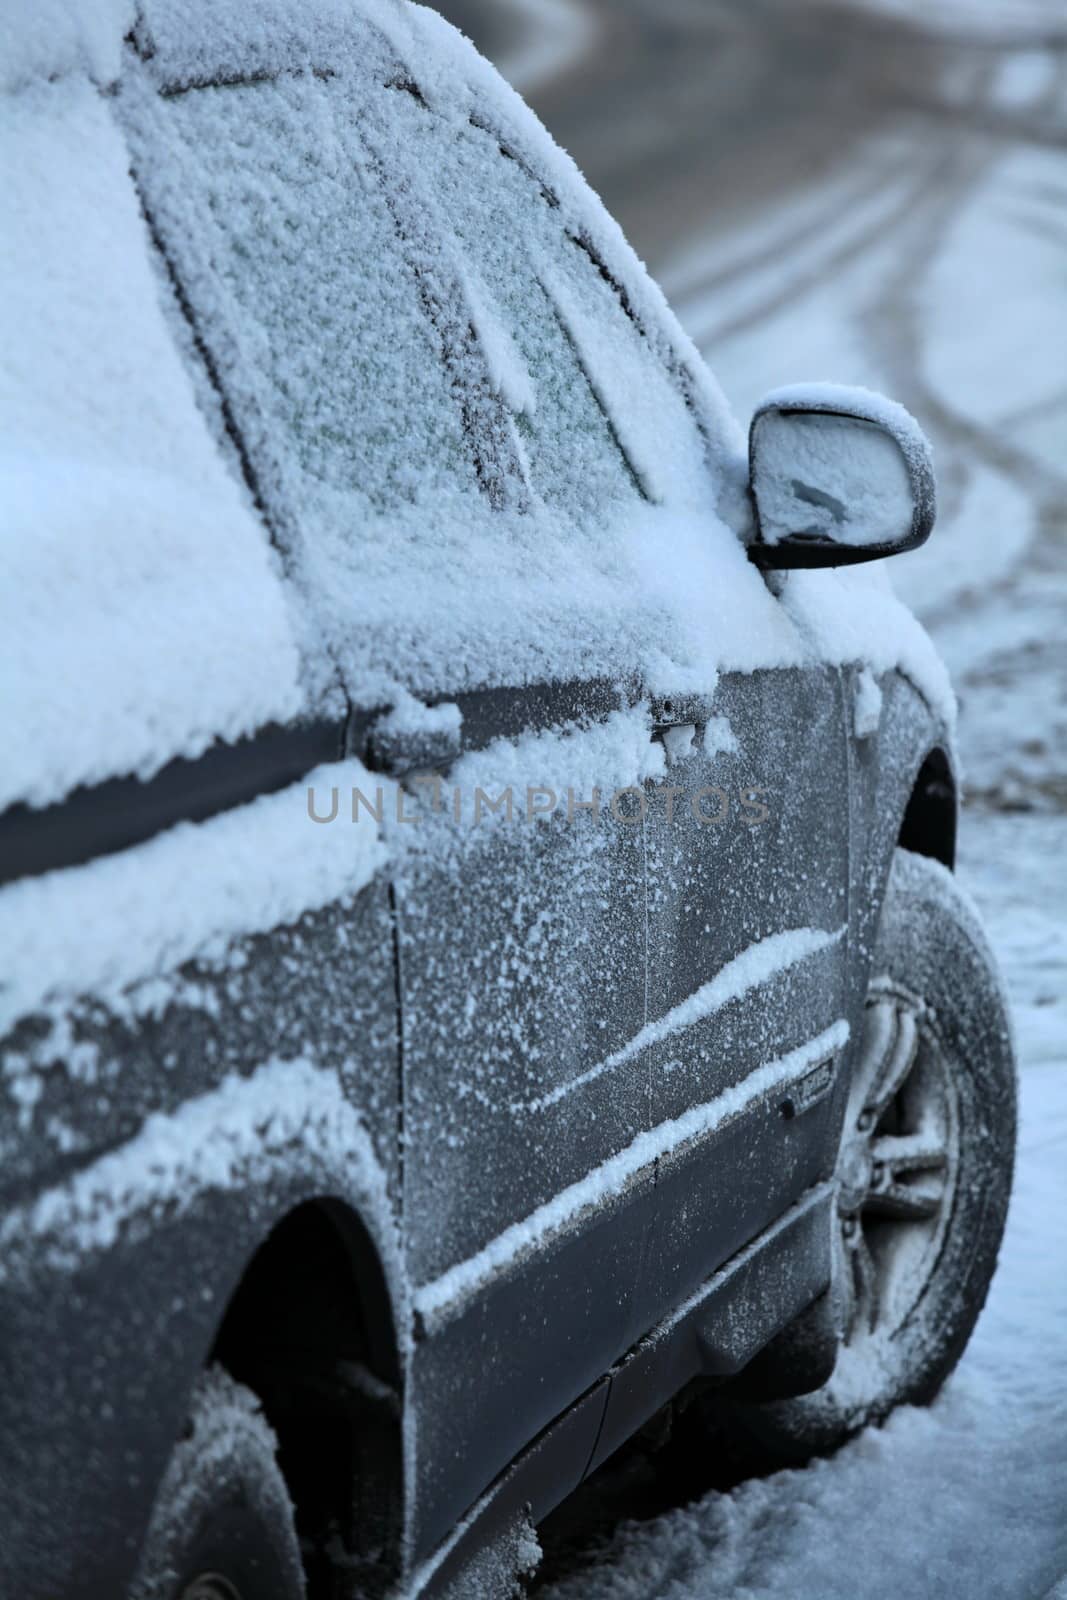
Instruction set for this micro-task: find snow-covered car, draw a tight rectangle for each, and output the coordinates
[0,2,1016,1597]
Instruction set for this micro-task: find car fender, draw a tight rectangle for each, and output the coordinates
[0,1088,404,1600]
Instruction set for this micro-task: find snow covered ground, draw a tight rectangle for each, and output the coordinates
[433,0,595,94]
[831,0,1067,45]
[434,1,1067,1593]
[492,0,594,94]
[533,823,1067,1599]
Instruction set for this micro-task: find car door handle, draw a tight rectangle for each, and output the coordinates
[365,708,463,777]
[649,693,719,726]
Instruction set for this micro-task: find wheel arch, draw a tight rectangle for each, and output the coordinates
[209,1194,405,1596]
[897,745,957,870]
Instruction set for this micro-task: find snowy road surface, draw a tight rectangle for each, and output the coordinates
[435,0,1067,1593]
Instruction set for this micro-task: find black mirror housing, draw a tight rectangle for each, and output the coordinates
[748,384,936,570]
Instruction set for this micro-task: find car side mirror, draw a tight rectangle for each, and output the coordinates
[748,384,936,569]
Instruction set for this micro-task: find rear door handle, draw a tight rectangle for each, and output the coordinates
[363,706,463,777]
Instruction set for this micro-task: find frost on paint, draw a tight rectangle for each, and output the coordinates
[518,926,846,1114]
[0,1056,404,1307]
[0,761,386,1037]
[783,565,956,733]
[414,1020,849,1332]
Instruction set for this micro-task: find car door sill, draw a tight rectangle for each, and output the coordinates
[410,1180,834,1597]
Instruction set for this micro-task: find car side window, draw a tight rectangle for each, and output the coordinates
[124,70,480,529]
[395,106,645,520]
[119,41,719,701]
[403,107,713,518]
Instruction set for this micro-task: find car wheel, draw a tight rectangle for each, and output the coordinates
[711,847,1017,1466]
[129,1367,306,1600]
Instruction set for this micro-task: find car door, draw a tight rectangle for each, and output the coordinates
[376,70,856,1544]
[583,662,852,1476]
[639,666,852,1329]
[374,95,675,1553]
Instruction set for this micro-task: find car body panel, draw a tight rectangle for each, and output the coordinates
[0,884,401,1598]
[416,1179,835,1596]
[0,664,952,1597]
[391,746,653,1552]
[0,0,963,1591]
[639,666,850,1327]
[0,1106,401,1600]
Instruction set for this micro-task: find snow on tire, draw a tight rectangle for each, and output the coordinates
[723,846,1017,1464]
[129,1366,305,1600]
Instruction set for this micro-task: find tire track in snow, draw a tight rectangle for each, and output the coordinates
[661,146,918,307]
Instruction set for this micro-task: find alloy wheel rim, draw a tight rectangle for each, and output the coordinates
[179,1577,242,1600]
[835,983,960,1347]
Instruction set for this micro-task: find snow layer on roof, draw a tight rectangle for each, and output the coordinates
[0,760,386,1035]
[0,0,134,92]
[0,75,303,810]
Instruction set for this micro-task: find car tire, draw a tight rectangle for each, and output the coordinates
[706,847,1017,1467]
[129,1366,306,1600]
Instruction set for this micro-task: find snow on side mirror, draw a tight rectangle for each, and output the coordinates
[748,384,936,569]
